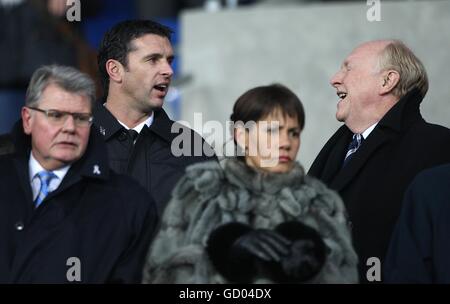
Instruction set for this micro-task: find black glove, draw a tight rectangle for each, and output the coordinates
[280,239,325,280]
[231,229,292,263]
[265,221,327,283]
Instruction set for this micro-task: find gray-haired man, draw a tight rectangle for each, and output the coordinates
[0,65,158,283]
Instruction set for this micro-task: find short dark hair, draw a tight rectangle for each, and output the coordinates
[231,83,305,130]
[97,19,173,97]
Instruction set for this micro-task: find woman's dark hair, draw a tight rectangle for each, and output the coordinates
[229,84,305,161]
[230,83,305,130]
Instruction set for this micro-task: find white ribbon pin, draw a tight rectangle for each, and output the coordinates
[99,126,106,136]
[93,165,101,175]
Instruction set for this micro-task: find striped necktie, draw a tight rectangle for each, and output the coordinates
[34,171,57,208]
[343,133,364,167]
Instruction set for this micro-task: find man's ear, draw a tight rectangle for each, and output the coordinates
[380,70,400,95]
[105,59,124,84]
[22,106,33,135]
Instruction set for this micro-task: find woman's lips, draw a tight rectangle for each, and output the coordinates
[279,156,291,162]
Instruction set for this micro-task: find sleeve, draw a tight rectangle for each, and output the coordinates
[305,177,359,283]
[141,195,209,284]
[107,182,159,283]
[206,222,256,283]
[384,176,435,283]
[141,169,217,284]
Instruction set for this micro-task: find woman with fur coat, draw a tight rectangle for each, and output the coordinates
[143,84,358,283]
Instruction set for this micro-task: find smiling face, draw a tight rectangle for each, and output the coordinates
[22,83,91,170]
[120,34,174,112]
[242,110,301,174]
[330,41,388,132]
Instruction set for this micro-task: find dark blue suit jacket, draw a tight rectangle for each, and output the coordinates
[385,163,450,283]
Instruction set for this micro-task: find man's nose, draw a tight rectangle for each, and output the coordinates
[330,70,342,87]
[62,115,76,132]
[161,60,174,77]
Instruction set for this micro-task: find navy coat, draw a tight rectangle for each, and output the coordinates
[385,164,450,283]
[0,122,158,283]
[93,105,216,215]
[308,89,450,282]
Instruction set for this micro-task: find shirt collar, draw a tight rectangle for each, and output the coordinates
[117,112,154,133]
[361,122,378,139]
[28,151,70,182]
[94,101,175,143]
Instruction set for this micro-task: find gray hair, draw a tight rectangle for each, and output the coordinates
[378,40,429,98]
[25,65,96,108]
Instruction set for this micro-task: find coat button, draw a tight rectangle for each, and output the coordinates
[15,221,24,231]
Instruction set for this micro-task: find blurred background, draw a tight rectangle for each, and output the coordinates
[1,0,449,170]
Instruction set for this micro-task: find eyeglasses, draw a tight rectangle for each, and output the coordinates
[27,106,93,127]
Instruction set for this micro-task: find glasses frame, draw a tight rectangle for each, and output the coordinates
[27,106,93,127]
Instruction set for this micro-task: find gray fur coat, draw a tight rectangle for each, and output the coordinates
[143,158,358,283]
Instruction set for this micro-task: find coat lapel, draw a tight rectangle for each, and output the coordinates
[13,157,34,206]
[331,124,395,191]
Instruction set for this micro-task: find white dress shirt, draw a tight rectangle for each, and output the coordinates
[29,152,70,202]
[361,122,378,139]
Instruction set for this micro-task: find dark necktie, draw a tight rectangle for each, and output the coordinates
[343,133,364,167]
[128,129,139,144]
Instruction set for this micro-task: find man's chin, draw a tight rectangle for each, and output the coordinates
[148,101,164,111]
[53,152,82,165]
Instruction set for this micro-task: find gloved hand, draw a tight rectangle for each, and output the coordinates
[231,229,292,262]
[265,221,327,282]
[280,239,325,280]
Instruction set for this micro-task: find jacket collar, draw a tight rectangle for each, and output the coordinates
[330,88,424,191]
[377,88,423,132]
[223,157,305,195]
[93,102,176,143]
[10,120,110,192]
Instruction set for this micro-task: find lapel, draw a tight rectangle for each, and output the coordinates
[44,125,110,201]
[319,126,353,183]
[13,155,34,207]
[330,126,392,191]
[329,88,423,191]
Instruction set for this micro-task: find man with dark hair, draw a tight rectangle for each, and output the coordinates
[308,39,450,282]
[94,19,215,214]
[0,65,158,283]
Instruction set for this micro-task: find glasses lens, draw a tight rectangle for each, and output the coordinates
[46,110,66,122]
[73,114,93,126]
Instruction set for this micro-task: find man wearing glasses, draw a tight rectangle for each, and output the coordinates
[0,65,158,283]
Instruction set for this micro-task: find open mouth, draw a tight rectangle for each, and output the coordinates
[337,91,347,101]
[154,83,169,93]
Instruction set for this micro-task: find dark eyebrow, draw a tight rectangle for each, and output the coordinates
[143,53,175,63]
[143,53,162,61]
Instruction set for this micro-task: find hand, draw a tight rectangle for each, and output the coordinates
[280,239,325,281]
[232,229,292,262]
